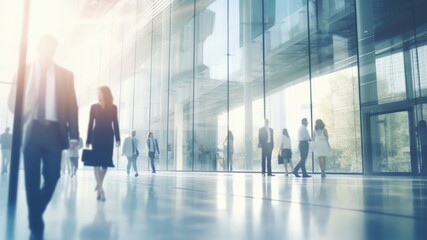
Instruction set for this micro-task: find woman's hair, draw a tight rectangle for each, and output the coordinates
[315,119,325,130]
[282,128,290,138]
[98,86,113,108]
[148,132,153,138]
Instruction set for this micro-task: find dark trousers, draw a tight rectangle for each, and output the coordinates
[1,149,10,173]
[421,146,427,175]
[23,121,63,236]
[261,144,273,175]
[127,155,138,173]
[148,152,156,172]
[294,141,309,176]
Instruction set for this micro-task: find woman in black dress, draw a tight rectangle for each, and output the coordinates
[85,86,121,201]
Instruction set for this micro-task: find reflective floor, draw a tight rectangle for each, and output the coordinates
[1,170,427,240]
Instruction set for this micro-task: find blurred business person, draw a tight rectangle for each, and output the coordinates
[0,127,12,174]
[8,34,79,240]
[314,119,331,178]
[122,130,139,177]
[222,130,234,171]
[259,119,274,176]
[85,86,120,201]
[147,132,159,173]
[293,118,312,178]
[68,137,83,177]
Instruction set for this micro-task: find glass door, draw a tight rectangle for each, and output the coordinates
[368,110,414,173]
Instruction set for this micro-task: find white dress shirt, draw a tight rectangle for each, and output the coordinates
[34,62,58,122]
[265,127,271,143]
[281,135,291,149]
[298,125,311,141]
[149,138,154,152]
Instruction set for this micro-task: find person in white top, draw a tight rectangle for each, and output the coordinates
[280,128,294,176]
[314,119,331,178]
[293,118,312,177]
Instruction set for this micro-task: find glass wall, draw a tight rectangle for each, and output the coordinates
[5,0,427,175]
[309,0,361,173]
[357,0,427,175]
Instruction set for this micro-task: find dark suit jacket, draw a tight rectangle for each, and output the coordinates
[8,63,79,149]
[54,65,79,149]
[258,127,274,150]
[146,138,159,154]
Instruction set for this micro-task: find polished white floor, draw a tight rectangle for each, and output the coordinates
[1,170,427,240]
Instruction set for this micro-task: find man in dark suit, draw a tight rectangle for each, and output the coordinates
[147,132,159,173]
[9,34,79,240]
[258,119,274,176]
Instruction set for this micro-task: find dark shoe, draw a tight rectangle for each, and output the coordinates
[135,173,139,177]
[302,175,312,178]
[152,171,156,174]
[293,171,301,177]
[262,173,266,177]
[267,174,275,176]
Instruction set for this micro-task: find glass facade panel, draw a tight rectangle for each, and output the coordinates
[4,0,427,175]
[264,1,311,173]
[308,0,362,173]
[150,11,171,170]
[193,0,228,171]
[369,111,411,173]
[356,0,427,174]
[169,0,195,171]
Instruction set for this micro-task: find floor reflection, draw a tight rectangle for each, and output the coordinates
[313,182,330,237]
[122,180,138,226]
[146,176,157,216]
[62,179,77,240]
[260,180,275,239]
[300,182,311,240]
[1,172,427,240]
[79,203,117,239]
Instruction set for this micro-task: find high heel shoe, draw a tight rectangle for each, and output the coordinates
[95,185,102,200]
[100,189,106,202]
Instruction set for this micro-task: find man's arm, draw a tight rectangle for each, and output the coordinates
[122,138,128,155]
[67,72,79,141]
[271,129,274,147]
[156,139,160,154]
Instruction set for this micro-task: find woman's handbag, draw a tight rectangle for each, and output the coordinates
[277,154,284,164]
[82,149,95,164]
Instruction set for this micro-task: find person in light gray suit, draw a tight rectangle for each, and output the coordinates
[122,130,139,177]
